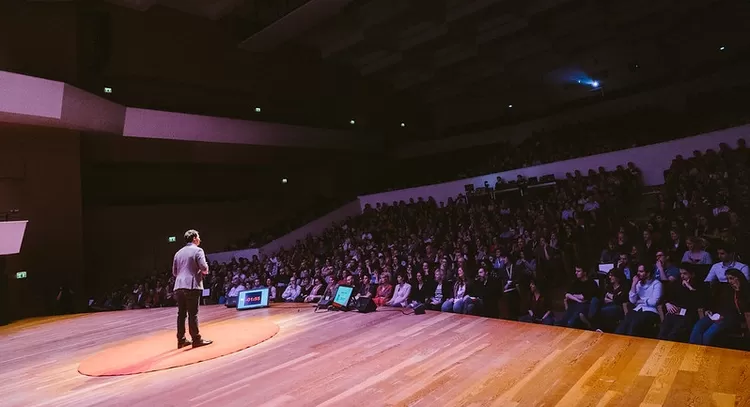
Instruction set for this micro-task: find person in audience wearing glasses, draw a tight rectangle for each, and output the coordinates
[616,264,663,337]
[658,264,707,342]
[557,266,599,328]
[519,278,554,325]
[690,268,750,346]
[386,273,412,307]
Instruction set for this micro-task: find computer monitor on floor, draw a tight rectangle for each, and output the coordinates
[236,288,270,311]
[332,285,354,310]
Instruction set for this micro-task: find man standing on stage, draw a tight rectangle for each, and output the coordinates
[173,229,212,349]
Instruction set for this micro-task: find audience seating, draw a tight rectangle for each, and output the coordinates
[92,135,750,351]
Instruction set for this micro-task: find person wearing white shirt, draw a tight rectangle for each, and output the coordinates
[386,274,412,307]
[281,277,301,302]
[705,244,749,283]
[616,264,662,336]
[227,279,246,298]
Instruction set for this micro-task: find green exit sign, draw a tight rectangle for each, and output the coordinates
[168,236,177,243]
[16,271,27,279]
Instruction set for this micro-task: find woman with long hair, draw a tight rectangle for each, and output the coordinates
[689,269,750,346]
[519,278,554,325]
[441,267,472,314]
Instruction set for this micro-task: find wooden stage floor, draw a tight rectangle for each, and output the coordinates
[2,304,750,407]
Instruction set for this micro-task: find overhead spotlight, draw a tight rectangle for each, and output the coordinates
[719,46,726,51]
[281,178,288,184]
[591,80,600,88]
[508,104,513,108]
[350,119,356,125]
[255,107,261,113]
[104,87,113,94]
[400,122,406,127]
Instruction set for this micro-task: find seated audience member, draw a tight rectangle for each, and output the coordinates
[466,268,498,316]
[297,277,312,302]
[557,266,599,328]
[303,277,327,303]
[690,268,750,346]
[386,274,412,307]
[705,244,749,283]
[616,264,663,337]
[585,268,628,332]
[659,265,706,342]
[655,252,680,282]
[600,240,620,264]
[227,277,246,298]
[427,269,450,310]
[615,253,634,281]
[681,237,712,265]
[356,273,375,298]
[373,273,393,307]
[265,278,277,301]
[519,278,554,325]
[442,267,473,314]
[408,271,429,305]
[499,256,522,320]
[281,277,301,302]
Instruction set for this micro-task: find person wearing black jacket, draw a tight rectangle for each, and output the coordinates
[466,268,500,317]
[519,278,554,325]
[583,268,628,332]
[557,266,599,328]
[690,268,750,346]
[659,264,707,342]
[499,255,522,320]
[408,271,430,305]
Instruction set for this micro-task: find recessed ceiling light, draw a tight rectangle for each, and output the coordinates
[350,119,356,125]
[508,104,513,108]
[719,46,726,51]
[281,178,288,184]
[400,122,406,127]
[255,107,261,113]
[104,87,112,94]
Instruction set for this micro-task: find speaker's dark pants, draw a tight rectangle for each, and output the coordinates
[175,289,202,341]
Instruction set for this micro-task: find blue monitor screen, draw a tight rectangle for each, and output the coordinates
[237,288,270,310]
[332,285,354,308]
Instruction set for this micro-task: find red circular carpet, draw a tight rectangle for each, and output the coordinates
[78,318,279,376]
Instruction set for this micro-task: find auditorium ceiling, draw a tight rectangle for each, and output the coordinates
[27,0,750,141]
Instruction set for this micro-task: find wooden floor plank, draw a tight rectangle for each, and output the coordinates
[1,305,749,407]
